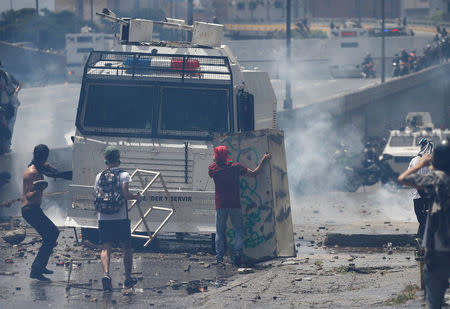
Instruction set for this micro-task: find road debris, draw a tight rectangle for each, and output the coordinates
[2,228,26,245]
[238,268,254,274]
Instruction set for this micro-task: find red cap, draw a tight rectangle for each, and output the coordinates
[214,145,231,163]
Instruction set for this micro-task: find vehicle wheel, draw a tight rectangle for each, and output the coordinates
[344,180,360,192]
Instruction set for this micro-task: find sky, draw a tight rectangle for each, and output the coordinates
[0,0,54,15]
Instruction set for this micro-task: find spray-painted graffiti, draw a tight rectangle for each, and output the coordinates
[220,136,274,250]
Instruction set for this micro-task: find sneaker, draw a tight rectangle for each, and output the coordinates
[102,274,112,291]
[30,272,51,281]
[42,268,54,275]
[124,277,137,289]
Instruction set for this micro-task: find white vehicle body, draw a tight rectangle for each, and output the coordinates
[66,20,277,234]
[65,32,114,81]
[382,112,449,174]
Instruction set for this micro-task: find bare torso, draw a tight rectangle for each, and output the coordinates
[22,165,44,207]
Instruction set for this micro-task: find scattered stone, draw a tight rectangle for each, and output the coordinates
[0,271,18,276]
[156,290,163,294]
[186,282,207,294]
[122,289,134,296]
[387,250,393,255]
[406,256,411,260]
[382,256,386,259]
[2,228,26,245]
[204,263,211,268]
[90,297,97,302]
[238,268,254,274]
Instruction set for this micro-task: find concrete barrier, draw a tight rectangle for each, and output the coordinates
[278,62,450,138]
[214,129,295,262]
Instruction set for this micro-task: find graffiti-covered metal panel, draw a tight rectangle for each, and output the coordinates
[214,129,295,262]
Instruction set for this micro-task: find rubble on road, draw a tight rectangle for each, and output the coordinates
[2,228,26,245]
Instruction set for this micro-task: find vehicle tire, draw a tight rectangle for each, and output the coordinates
[344,180,360,192]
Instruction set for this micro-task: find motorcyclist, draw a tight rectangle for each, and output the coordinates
[362,53,373,66]
[361,53,375,78]
[0,60,22,153]
[400,49,409,62]
[392,54,401,77]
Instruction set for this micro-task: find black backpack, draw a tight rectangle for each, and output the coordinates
[94,169,125,214]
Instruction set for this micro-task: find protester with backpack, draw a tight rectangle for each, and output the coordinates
[398,138,450,309]
[94,146,142,291]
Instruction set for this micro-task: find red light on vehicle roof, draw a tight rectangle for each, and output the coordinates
[392,28,399,32]
[170,58,200,71]
[341,31,357,37]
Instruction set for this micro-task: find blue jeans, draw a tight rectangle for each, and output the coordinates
[215,208,243,262]
[22,205,60,273]
[424,252,450,309]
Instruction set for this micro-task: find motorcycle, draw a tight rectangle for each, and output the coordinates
[361,61,376,78]
[341,154,400,192]
[392,58,400,77]
[399,60,409,76]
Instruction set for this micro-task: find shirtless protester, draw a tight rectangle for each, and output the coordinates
[22,144,60,281]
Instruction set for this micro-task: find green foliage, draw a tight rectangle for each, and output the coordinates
[383,284,419,306]
[0,8,88,50]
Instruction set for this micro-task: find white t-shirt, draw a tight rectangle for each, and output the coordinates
[408,156,431,199]
[94,167,131,221]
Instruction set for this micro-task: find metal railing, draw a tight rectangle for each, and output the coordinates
[85,51,232,83]
[128,169,175,247]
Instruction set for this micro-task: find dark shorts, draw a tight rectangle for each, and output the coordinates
[98,219,131,244]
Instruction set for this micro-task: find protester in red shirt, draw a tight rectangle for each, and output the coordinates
[208,145,271,266]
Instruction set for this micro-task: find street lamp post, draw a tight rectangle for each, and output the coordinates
[381,0,386,83]
[35,0,39,15]
[187,0,193,41]
[284,0,293,110]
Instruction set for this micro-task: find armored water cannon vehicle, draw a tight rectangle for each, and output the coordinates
[381,112,449,174]
[66,11,279,245]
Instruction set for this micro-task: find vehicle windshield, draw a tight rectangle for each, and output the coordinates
[389,136,414,147]
[83,84,155,132]
[159,87,228,137]
[415,135,440,145]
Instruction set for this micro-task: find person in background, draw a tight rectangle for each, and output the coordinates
[22,144,60,281]
[94,146,142,291]
[398,138,450,309]
[208,145,271,267]
[0,60,22,153]
[407,138,434,240]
